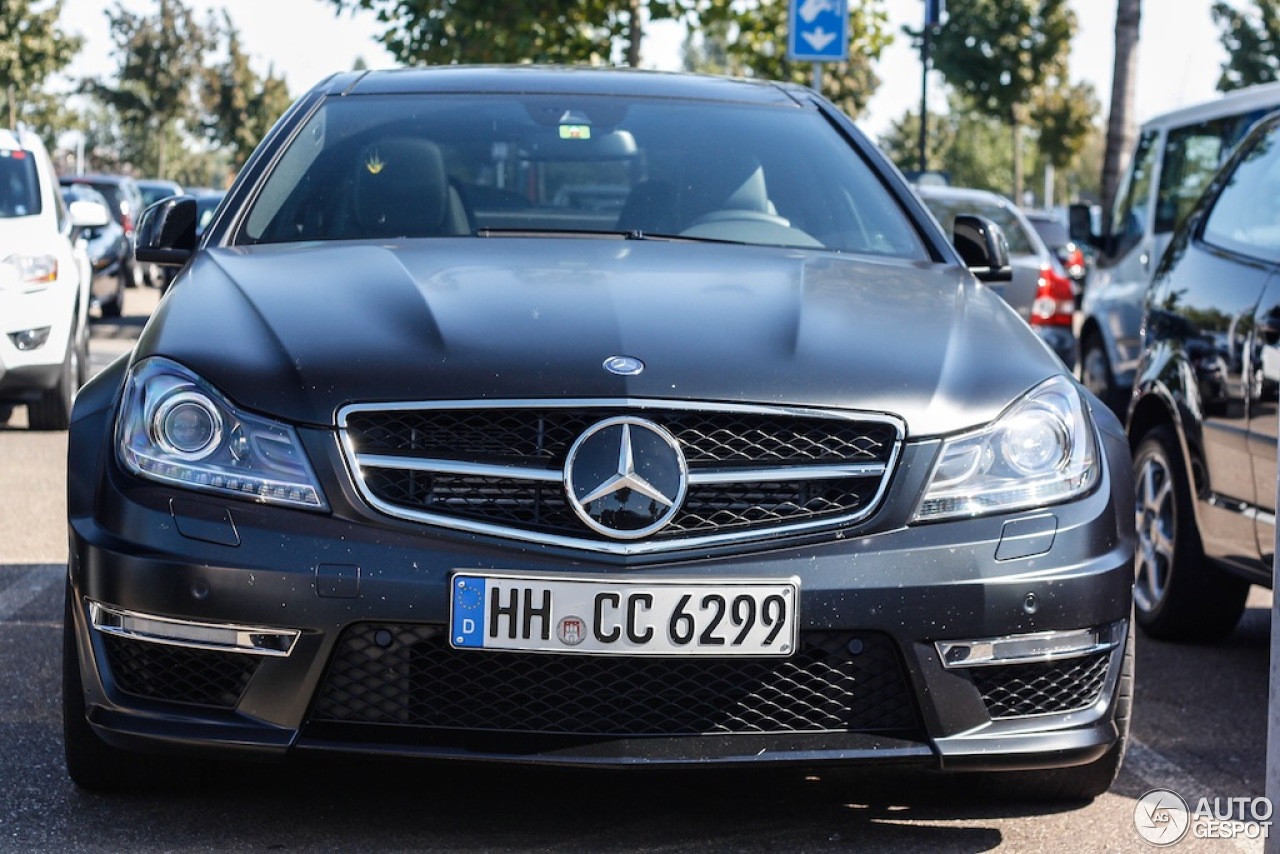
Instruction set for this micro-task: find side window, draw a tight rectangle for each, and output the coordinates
[1203,122,1280,263]
[1154,119,1229,234]
[1108,129,1159,260]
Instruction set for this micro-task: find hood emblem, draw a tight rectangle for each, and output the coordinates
[565,417,687,540]
[364,150,385,175]
[603,355,644,376]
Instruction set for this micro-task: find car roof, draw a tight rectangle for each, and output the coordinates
[914,185,1011,205]
[61,173,138,187]
[313,66,806,108]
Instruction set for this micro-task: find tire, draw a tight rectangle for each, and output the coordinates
[1132,426,1248,641]
[1080,331,1122,415]
[124,258,142,288]
[984,618,1135,802]
[98,274,125,318]
[27,315,85,431]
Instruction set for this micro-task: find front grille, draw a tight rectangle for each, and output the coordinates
[309,624,921,737]
[101,634,259,709]
[341,402,902,552]
[970,652,1110,719]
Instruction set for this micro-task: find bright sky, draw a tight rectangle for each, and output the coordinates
[58,0,1227,144]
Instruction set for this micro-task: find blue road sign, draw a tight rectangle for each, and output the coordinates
[787,0,849,63]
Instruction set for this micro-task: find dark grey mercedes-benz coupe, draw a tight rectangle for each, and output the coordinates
[64,67,1135,799]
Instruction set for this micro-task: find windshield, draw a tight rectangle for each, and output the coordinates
[0,150,41,218]
[240,93,927,259]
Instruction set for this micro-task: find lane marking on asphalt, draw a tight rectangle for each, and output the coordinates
[0,564,61,621]
[1127,737,1264,853]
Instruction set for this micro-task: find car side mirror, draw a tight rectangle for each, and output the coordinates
[953,215,1011,283]
[135,196,198,266]
[68,199,110,230]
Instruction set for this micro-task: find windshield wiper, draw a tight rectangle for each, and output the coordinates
[473,227,696,242]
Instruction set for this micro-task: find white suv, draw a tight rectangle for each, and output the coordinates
[0,129,104,430]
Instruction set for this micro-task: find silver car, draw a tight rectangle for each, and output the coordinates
[916,185,1077,367]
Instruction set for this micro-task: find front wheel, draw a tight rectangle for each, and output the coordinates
[1132,426,1248,641]
[28,316,85,431]
[1079,332,1121,415]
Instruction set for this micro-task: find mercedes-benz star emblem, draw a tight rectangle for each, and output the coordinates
[564,417,687,539]
[603,355,644,376]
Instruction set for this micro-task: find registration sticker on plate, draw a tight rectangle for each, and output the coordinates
[449,573,799,656]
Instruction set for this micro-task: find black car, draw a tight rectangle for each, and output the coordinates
[65,67,1135,799]
[59,173,145,289]
[61,184,129,318]
[1129,110,1280,641]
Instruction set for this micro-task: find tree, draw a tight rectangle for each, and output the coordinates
[329,0,889,115]
[202,13,293,171]
[327,0,645,65]
[929,0,1076,203]
[1100,0,1140,226]
[693,0,890,119]
[1212,0,1280,90]
[879,93,1015,193]
[0,0,82,130]
[89,0,211,177]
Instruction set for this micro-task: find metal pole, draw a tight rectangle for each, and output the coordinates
[918,25,931,174]
[812,62,823,95]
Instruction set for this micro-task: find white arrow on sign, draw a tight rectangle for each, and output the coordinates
[798,0,835,24]
[800,27,838,52]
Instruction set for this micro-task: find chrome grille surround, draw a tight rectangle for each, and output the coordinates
[338,399,904,555]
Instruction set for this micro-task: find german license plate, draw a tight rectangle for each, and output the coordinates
[449,573,799,656]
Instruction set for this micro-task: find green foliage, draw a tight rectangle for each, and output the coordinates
[1212,0,1280,90]
[880,93,1014,193]
[879,90,1102,205]
[326,0,643,65]
[0,0,82,129]
[88,0,212,177]
[929,0,1075,126]
[202,12,293,170]
[1033,74,1099,169]
[329,0,890,116]
[691,0,890,118]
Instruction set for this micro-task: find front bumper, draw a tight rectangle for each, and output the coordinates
[66,400,1135,772]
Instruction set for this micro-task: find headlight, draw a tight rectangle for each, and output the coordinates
[0,254,57,290]
[116,357,328,510]
[913,375,1099,521]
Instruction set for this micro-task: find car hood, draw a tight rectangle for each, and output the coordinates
[139,239,1065,438]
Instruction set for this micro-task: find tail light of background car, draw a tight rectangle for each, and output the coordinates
[1031,263,1076,328]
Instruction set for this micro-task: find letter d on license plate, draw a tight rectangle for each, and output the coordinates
[450,573,799,657]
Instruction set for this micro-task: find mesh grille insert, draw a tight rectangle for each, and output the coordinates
[310,624,921,737]
[970,652,1110,719]
[102,634,259,709]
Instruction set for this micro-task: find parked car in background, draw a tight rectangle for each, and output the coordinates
[1073,81,1280,416]
[65,66,1135,800]
[59,174,145,290]
[916,185,1078,367]
[192,189,225,238]
[135,179,184,288]
[0,128,103,430]
[1129,109,1280,642]
[60,184,128,318]
[136,178,183,210]
[1024,209,1088,293]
